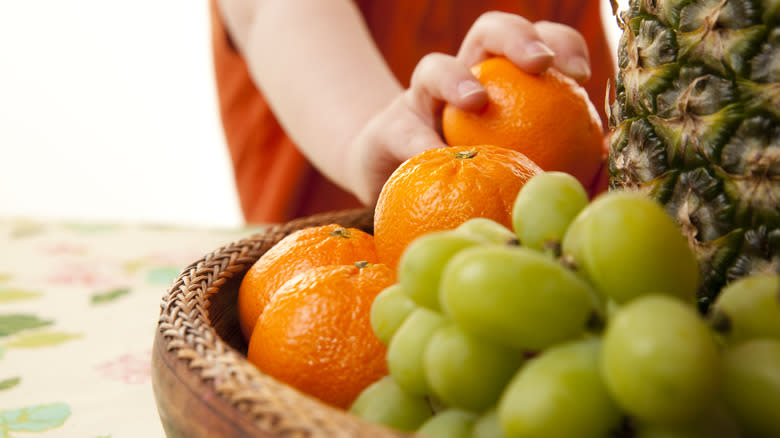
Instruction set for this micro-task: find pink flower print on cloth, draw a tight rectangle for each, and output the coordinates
[46,260,125,290]
[93,350,152,385]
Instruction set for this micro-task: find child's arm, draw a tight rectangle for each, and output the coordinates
[216,0,409,193]
[216,1,592,205]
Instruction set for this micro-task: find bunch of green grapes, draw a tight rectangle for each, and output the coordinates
[350,171,780,438]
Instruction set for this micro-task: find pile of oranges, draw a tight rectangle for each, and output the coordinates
[238,57,608,410]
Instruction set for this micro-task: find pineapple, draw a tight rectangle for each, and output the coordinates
[607,0,779,306]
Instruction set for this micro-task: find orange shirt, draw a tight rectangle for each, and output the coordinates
[209,0,615,224]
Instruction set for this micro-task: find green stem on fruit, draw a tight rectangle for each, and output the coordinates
[543,240,562,258]
[330,227,352,238]
[425,395,445,415]
[586,310,606,334]
[709,309,732,335]
[454,150,478,160]
[559,254,579,272]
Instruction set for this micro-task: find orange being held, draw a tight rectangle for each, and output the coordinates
[237,224,378,342]
[373,144,542,270]
[441,56,606,190]
[247,261,395,409]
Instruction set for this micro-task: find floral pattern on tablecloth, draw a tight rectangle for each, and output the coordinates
[0,219,262,438]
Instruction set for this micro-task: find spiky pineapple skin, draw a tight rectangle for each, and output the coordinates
[608,0,779,306]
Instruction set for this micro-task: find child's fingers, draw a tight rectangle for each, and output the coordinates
[405,52,488,115]
[534,21,592,83]
[456,11,555,75]
[456,12,592,84]
[347,98,446,204]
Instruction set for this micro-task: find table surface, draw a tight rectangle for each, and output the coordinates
[0,217,264,438]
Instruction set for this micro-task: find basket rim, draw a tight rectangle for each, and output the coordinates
[152,208,407,438]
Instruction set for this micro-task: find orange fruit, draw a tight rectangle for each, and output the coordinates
[247,261,394,409]
[237,224,378,341]
[373,144,542,269]
[442,56,606,189]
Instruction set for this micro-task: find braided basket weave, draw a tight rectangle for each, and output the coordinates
[151,208,410,438]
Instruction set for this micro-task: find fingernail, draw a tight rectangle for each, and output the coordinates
[566,57,592,81]
[457,80,484,99]
[524,41,555,60]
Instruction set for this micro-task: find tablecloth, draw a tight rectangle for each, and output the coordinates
[0,218,262,438]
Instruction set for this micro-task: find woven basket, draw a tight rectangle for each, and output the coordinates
[151,208,410,438]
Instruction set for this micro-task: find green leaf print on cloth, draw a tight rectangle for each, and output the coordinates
[9,222,45,239]
[90,288,130,305]
[0,290,42,303]
[0,377,20,391]
[5,331,81,348]
[0,315,53,337]
[62,223,119,234]
[0,403,70,437]
[146,267,182,285]
[0,316,81,356]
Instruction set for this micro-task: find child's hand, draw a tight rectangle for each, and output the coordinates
[457,12,592,83]
[346,11,592,205]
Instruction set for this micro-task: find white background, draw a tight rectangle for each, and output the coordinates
[0,0,625,228]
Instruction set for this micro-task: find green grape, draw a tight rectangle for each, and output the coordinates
[498,338,621,438]
[417,409,478,438]
[455,217,519,245]
[349,376,433,432]
[635,423,734,438]
[399,231,485,311]
[440,245,596,350]
[634,402,742,438]
[636,424,695,438]
[428,394,448,415]
[387,307,446,396]
[423,323,524,412]
[561,192,699,305]
[559,208,604,310]
[605,299,621,321]
[708,273,780,345]
[370,283,417,345]
[601,295,720,425]
[559,206,588,273]
[471,409,505,438]
[512,171,589,253]
[721,339,780,438]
